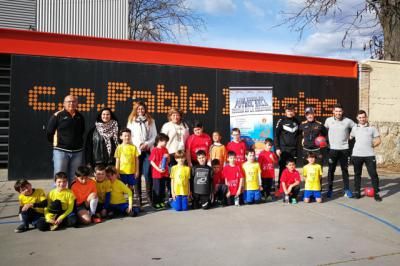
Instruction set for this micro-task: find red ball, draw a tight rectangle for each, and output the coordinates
[314,136,327,148]
[365,187,375,197]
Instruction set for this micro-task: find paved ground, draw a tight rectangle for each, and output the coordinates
[0,168,399,266]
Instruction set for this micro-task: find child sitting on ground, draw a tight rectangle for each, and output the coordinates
[257,138,278,201]
[279,159,301,204]
[211,159,228,206]
[303,153,323,203]
[222,151,244,206]
[14,179,47,233]
[242,149,262,204]
[149,133,170,210]
[208,131,227,166]
[105,166,135,217]
[170,150,191,211]
[93,165,111,218]
[38,172,77,231]
[71,166,101,224]
[191,150,213,210]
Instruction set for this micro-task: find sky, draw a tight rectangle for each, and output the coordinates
[178,0,380,61]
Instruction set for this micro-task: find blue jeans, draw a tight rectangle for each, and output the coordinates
[53,149,83,185]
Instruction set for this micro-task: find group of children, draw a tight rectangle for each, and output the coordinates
[14,127,323,233]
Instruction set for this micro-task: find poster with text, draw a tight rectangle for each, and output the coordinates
[229,87,273,155]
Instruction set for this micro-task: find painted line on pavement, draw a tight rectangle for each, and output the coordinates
[336,202,400,233]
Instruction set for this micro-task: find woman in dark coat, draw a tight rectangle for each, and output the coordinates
[86,108,119,168]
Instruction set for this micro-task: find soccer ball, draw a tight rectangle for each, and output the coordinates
[314,136,327,148]
[365,187,375,197]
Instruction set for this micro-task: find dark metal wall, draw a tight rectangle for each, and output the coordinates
[9,55,358,179]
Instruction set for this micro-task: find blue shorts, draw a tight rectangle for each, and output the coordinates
[304,190,322,199]
[244,190,262,203]
[110,203,129,214]
[171,195,188,211]
[120,174,136,186]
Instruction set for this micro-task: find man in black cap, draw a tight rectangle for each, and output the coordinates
[275,104,300,188]
[299,107,327,166]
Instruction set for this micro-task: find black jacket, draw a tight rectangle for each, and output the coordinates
[274,117,300,151]
[46,110,85,151]
[299,120,327,149]
[85,127,117,167]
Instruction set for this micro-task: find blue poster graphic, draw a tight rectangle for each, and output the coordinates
[229,87,273,154]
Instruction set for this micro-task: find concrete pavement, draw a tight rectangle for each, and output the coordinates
[0,168,399,266]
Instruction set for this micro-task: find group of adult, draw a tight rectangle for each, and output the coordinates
[274,103,382,201]
[46,95,382,204]
[46,95,190,203]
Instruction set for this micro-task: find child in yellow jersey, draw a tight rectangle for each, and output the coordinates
[208,131,227,166]
[303,153,323,203]
[115,128,140,211]
[105,166,135,217]
[242,149,262,204]
[170,150,191,211]
[13,179,47,233]
[93,165,111,218]
[38,172,77,231]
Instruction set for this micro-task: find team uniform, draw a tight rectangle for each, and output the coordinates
[109,179,133,214]
[258,150,277,199]
[114,143,140,186]
[226,141,246,165]
[71,178,97,213]
[274,117,300,187]
[94,178,111,213]
[299,120,327,166]
[170,164,191,211]
[212,170,228,205]
[186,133,212,165]
[191,165,213,209]
[222,164,244,205]
[18,189,46,230]
[303,164,323,200]
[242,161,262,204]
[279,169,301,202]
[42,188,77,229]
[325,117,355,195]
[149,146,170,206]
[209,143,227,165]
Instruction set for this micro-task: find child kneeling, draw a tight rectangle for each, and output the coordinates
[170,150,190,211]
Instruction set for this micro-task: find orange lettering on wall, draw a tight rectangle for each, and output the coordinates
[69,88,95,112]
[107,82,131,112]
[189,93,209,114]
[132,90,156,113]
[157,84,179,113]
[28,86,57,111]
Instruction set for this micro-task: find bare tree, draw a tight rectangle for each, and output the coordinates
[128,0,204,42]
[280,0,400,60]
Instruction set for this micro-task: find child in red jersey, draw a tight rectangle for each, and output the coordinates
[226,128,247,166]
[149,133,170,210]
[185,120,211,167]
[223,151,244,206]
[211,159,228,206]
[258,138,278,201]
[279,159,301,204]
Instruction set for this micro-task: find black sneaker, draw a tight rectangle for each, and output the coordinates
[374,194,382,202]
[354,192,361,199]
[14,224,27,233]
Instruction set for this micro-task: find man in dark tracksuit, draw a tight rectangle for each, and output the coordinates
[299,107,327,166]
[275,104,300,189]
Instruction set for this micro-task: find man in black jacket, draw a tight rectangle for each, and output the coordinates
[275,104,300,188]
[46,95,85,185]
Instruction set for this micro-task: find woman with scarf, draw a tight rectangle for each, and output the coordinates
[127,101,157,206]
[85,108,119,168]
